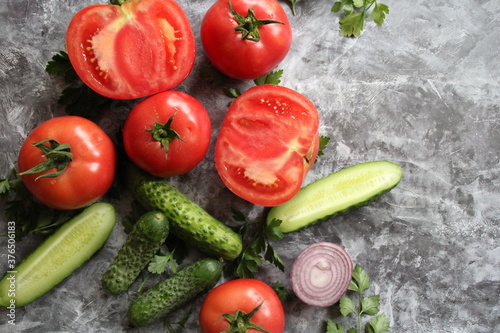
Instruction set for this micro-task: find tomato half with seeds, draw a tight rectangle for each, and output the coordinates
[201,0,292,80]
[17,116,116,210]
[199,279,285,333]
[215,84,320,207]
[123,90,212,177]
[66,0,196,100]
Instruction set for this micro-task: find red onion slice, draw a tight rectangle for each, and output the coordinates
[290,242,353,307]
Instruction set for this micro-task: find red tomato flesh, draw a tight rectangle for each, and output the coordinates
[199,279,285,333]
[18,116,116,210]
[66,0,195,100]
[123,90,212,177]
[215,84,320,207]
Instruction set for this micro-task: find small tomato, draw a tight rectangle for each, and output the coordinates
[123,90,212,177]
[199,279,285,333]
[201,0,292,80]
[18,116,116,210]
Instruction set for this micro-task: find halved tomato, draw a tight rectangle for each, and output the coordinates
[66,0,195,100]
[215,84,320,207]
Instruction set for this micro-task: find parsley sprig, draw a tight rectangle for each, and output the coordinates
[224,209,284,278]
[332,0,390,37]
[327,265,390,333]
[1,168,80,240]
[46,51,113,118]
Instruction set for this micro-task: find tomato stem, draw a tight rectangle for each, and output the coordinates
[18,139,73,180]
[228,0,284,42]
[220,301,270,333]
[146,113,184,156]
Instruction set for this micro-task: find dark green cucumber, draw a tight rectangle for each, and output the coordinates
[267,161,403,233]
[128,258,222,327]
[102,211,169,295]
[0,202,116,307]
[126,164,242,261]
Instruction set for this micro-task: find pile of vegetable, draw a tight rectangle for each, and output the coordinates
[0,0,396,331]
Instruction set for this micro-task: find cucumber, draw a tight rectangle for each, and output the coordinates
[0,202,116,307]
[126,164,242,261]
[128,258,222,327]
[102,211,169,295]
[267,161,403,233]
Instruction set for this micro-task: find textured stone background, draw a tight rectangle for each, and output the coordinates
[0,0,499,332]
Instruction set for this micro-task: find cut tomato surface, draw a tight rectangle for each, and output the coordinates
[66,0,195,100]
[215,84,320,207]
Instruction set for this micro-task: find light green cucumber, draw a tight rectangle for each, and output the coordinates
[126,164,242,261]
[102,211,169,295]
[267,161,403,233]
[0,202,116,307]
[128,258,222,327]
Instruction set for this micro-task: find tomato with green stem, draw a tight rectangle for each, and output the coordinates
[17,116,116,210]
[199,279,285,333]
[201,0,292,80]
[215,84,320,207]
[66,0,196,100]
[122,90,212,177]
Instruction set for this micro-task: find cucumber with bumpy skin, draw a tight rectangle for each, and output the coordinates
[0,202,116,307]
[128,258,222,327]
[267,161,403,233]
[126,164,242,261]
[103,211,169,295]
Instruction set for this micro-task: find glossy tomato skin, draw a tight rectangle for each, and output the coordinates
[215,84,320,207]
[66,0,195,100]
[18,116,116,210]
[201,0,292,80]
[123,91,212,177]
[199,279,285,333]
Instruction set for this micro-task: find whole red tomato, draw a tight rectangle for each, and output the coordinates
[201,0,292,80]
[215,84,320,207]
[122,90,212,177]
[18,116,116,210]
[199,279,285,333]
[66,0,195,100]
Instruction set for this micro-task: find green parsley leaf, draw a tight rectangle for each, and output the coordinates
[45,51,78,83]
[339,295,356,316]
[339,12,365,37]
[58,84,112,118]
[1,168,79,240]
[370,3,390,26]
[350,264,370,292]
[254,69,284,86]
[223,87,242,98]
[361,295,380,316]
[266,218,284,241]
[272,282,293,303]
[318,136,331,157]
[326,319,345,333]
[326,265,390,333]
[46,50,114,118]
[148,254,171,274]
[366,313,390,333]
[332,0,389,37]
[0,177,12,194]
[224,211,285,278]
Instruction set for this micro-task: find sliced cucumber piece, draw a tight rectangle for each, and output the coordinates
[0,202,116,307]
[267,161,403,233]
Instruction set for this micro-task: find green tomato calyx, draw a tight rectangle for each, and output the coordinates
[18,139,73,180]
[220,301,270,333]
[228,0,283,42]
[146,112,184,157]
